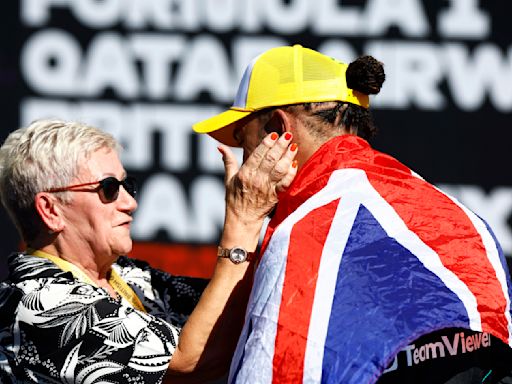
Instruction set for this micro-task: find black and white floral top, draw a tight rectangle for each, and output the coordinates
[0,253,208,384]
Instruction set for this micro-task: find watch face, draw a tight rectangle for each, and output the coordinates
[230,247,247,264]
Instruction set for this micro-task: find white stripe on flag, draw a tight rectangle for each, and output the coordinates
[228,232,289,383]
[303,174,361,384]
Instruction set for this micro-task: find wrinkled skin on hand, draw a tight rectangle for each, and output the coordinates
[220,133,298,225]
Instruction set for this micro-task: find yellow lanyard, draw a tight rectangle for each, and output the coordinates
[28,249,146,312]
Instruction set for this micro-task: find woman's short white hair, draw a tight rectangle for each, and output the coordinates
[0,119,120,242]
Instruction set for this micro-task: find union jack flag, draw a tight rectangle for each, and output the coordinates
[229,135,512,384]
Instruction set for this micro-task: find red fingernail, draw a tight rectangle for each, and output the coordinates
[292,160,298,168]
[290,143,298,152]
[284,132,292,140]
[270,132,278,141]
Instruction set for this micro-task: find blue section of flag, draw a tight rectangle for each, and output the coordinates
[321,205,470,383]
[482,218,512,302]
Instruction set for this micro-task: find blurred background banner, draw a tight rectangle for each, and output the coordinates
[0,0,511,278]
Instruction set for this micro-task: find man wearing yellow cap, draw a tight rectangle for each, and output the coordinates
[194,45,512,383]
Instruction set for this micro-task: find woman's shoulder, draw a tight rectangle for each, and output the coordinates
[7,252,72,283]
[0,281,23,324]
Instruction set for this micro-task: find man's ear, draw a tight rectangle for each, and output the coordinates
[263,109,292,135]
[35,192,64,233]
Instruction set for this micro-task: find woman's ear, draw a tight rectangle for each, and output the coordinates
[35,192,64,233]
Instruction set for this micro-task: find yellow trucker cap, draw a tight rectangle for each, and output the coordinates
[193,44,370,147]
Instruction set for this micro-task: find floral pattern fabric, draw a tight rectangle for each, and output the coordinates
[0,253,208,384]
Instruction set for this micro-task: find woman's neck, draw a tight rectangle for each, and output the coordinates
[29,242,119,298]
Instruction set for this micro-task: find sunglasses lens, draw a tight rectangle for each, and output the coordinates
[100,177,120,202]
[123,177,137,198]
[98,176,137,202]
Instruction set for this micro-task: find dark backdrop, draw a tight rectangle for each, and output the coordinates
[1,0,511,278]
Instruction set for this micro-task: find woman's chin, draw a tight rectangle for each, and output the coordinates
[112,239,133,257]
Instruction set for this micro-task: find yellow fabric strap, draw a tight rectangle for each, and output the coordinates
[28,249,146,312]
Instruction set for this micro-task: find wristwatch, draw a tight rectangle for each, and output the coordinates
[217,246,255,264]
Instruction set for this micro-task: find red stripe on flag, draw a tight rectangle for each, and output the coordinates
[368,173,509,342]
[272,199,340,383]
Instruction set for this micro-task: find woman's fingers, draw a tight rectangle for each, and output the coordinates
[257,132,294,174]
[270,141,298,194]
[276,160,298,194]
[218,145,239,185]
[241,132,298,189]
[269,141,298,182]
[241,132,294,174]
[241,132,279,171]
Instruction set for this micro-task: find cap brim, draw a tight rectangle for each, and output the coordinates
[193,109,252,147]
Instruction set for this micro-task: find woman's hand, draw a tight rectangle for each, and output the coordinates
[219,132,298,225]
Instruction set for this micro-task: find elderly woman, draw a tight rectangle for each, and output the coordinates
[0,119,297,383]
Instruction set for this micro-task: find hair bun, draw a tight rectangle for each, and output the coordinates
[346,56,385,95]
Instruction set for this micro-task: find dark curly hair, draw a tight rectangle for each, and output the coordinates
[302,55,385,140]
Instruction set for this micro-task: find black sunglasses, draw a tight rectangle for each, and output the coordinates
[47,176,137,203]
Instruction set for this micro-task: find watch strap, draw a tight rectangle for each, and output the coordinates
[217,246,256,262]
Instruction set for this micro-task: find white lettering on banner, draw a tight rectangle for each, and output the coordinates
[21,31,236,102]
[313,0,363,35]
[189,177,228,239]
[21,30,512,111]
[20,98,221,172]
[365,0,429,37]
[21,0,184,30]
[123,0,173,30]
[238,0,265,32]
[83,33,139,99]
[204,0,239,32]
[167,0,201,31]
[73,0,122,28]
[124,0,202,31]
[21,0,71,26]
[438,0,490,39]
[438,184,512,256]
[130,34,186,100]
[265,0,310,34]
[318,41,357,65]
[21,29,81,96]
[366,42,445,109]
[313,0,430,37]
[126,104,223,171]
[132,174,191,240]
[131,174,225,241]
[19,99,512,251]
[444,44,512,112]
[21,0,489,40]
[174,35,233,102]
[367,41,512,111]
